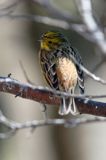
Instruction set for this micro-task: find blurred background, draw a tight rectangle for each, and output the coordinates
[0,0,106,160]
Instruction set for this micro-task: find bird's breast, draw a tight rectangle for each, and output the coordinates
[56,57,78,91]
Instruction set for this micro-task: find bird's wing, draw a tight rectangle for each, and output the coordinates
[69,46,85,94]
[40,50,59,90]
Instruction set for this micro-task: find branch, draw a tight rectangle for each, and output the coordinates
[0,76,106,139]
[31,0,75,20]
[0,76,106,117]
[76,0,106,54]
[0,0,96,43]
[0,0,105,47]
[0,13,94,42]
[0,109,106,139]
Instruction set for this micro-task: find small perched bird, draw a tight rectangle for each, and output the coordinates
[39,31,84,115]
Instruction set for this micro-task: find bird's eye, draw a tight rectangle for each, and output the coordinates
[48,41,52,44]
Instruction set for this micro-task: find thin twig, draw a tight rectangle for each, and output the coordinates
[85,58,105,80]
[19,60,35,85]
[31,0,75,20]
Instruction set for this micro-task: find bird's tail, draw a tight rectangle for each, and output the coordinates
[59,96,79,115]
[58,97,67,115]
[67,97,79,115]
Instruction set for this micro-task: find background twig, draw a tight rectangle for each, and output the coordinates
[0,110,106,139]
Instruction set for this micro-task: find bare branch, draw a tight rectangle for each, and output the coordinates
[0,13,86,33]
[0,0,105,46]
[0,109,106,139]
[31,0,75,20]
[1,76,106,117]
[0,13,95,42]
[0,111,17,138]
[76,0,106,54]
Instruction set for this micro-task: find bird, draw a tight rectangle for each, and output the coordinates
[39,31,84,115]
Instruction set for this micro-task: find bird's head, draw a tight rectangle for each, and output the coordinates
[40,31,68,51]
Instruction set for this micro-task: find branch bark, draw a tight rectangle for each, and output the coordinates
[0,76,106,117]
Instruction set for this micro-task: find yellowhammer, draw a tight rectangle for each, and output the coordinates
[39,31,84,115]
